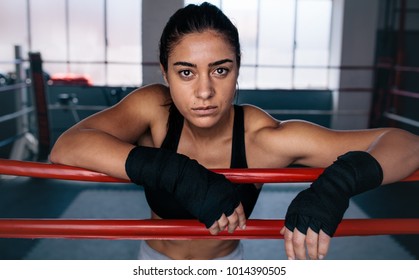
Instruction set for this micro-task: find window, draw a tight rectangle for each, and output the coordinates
[106,0,142,86]
[185,0,333,89]
[0,0,28,73]
[0,0,142,86]
[1,0,332,88]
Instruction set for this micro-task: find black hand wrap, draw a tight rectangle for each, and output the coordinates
[285,151,383,237]
[125,146,240,228]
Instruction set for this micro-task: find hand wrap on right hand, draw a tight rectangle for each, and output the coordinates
[125,146,240,228]
[285,151,383,237]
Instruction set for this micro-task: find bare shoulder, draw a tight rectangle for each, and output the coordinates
[242,105,393,167]
[128,83,170,99]
[121,83,171,110]
[241,105,292,167]
[241,104,316,138]
[241,104,281,131]
[70,83,171,144]
[105,83,170,121]
[242,106,327,167]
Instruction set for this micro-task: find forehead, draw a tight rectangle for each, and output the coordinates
[169,30,236,64]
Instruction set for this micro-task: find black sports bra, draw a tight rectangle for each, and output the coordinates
[144,104,261,219]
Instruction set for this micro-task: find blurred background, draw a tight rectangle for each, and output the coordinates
[0,0,418,260]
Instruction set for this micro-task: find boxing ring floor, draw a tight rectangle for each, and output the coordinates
[0,176,418,260]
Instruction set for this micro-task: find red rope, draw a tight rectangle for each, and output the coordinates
[0,219,418,240]
[1,159,418,239]
[1,159,418,183]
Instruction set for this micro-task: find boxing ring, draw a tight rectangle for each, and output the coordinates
[2,45,419,242]
[0,158,418,240]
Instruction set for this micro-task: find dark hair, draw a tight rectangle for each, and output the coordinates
[159,2,241,72]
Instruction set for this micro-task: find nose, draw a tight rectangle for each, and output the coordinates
[195,74,214,99]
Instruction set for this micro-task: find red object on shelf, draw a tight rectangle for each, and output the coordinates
[50,73,93,86]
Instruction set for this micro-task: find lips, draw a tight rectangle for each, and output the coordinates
[191,105,217,116]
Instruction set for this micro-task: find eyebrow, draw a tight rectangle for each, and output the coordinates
[209,59,234,67]
[173,59,234,68]
[173,61,196,67]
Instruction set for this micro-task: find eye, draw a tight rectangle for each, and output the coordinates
[179,70,192,78]
[213,67,229,76]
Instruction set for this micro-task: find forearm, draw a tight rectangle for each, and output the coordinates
[50,128,135,180]
[367,128,419,184]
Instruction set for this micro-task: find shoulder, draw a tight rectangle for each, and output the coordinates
[241,104,325,133]
[241,106,393,167]
[241,104,336,142]
[240,104,341,167]
[115,84,171,119]
[241,104,280,131]
[123,83,171,106]
[240,104,291,167]
[73,84,172,145]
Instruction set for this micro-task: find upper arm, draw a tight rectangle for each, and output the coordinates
[49,84,171,174]
[245,105,391,168]
[282,121,389,167]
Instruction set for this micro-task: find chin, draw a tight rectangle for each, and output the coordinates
[191,116,220,128]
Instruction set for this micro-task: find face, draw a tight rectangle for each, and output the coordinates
[163,30,239,129]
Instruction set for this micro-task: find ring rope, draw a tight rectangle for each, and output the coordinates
[1,219,418,240]
[1,159,418,183]
[1,159,418,239]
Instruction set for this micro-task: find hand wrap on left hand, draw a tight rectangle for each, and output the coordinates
[125,146,240,228]
[284,151,383,237]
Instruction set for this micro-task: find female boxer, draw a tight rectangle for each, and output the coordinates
[50,2,419,260]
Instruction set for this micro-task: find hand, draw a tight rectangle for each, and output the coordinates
[126,146,241,228]
[280,226,331,260]
[208,203,246,235]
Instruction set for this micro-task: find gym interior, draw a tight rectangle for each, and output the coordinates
[0,0,418,259]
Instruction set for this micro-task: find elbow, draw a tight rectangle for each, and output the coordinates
[49,142,63,164]
[49,126,81,165]
[49,135,72,165]
[49,146,59,164]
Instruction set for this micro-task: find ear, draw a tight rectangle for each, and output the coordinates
[160,64,168,85]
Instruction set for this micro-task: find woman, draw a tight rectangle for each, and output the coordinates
[50,3,419,260]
